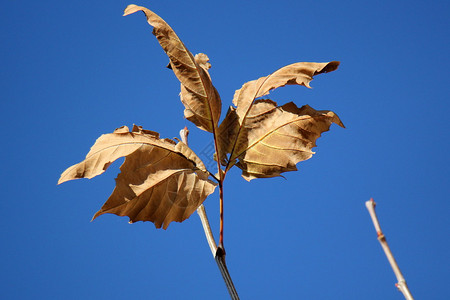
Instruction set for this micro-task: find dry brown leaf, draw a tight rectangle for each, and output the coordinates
[92,146,216,229]
[216,106,239,165]
[218,61,340,168]
[58,125,217,229]
[233,62,339,118]
[58,125,164,183]
[124,5,221,133]
[221,100,344,181]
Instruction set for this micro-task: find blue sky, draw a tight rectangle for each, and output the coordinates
[1,0,449,299]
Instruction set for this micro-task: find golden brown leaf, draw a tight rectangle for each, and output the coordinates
[92,146,216,229]
[58,125,217,228]
[222,100,344,181]
[217,106,239,166]
[124,5,221,133]
[218,61,340,168]
[58,125,165,183]
[233,62,339,118]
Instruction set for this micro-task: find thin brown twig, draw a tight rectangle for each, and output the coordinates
[219,182,224,248]
[365,198,414,300]
[180,127,239,300]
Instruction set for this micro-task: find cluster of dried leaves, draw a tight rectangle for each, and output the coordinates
[58,5,344,229]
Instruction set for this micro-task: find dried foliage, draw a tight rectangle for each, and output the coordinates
[59,4,343,230]
[218,61,343,178]
[59,125,217,229]
[220,100,343,181]
[123,5,221,133]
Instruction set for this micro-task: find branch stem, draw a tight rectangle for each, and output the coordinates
[215,252,239,300]
[365,198,414,300]
[208,171,220,183]
[196,204,217,256]
[180,127,239,299]
[219,182,224,247]
[196,204,239,299]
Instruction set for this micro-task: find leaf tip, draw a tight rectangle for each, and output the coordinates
[330,112,345,128]
[57,165,79,185]
[91,210,102,222]
[123,4,141,16]
[313,61,340,77]
[323,61,340,73]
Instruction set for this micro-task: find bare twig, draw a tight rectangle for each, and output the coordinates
[196,204,217,256]
[365,198,414,300]
[180,127,239,300]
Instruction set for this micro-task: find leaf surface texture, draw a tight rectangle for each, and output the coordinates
[124,5,221,133]
[233,100,344,180]
[218,61,342,179]
[59,125,216,229]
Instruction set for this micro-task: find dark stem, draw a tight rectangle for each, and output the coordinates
[208,171,220,183]
[215,249,239,300]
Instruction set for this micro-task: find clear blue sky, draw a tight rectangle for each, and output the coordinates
[1,1,449,299]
